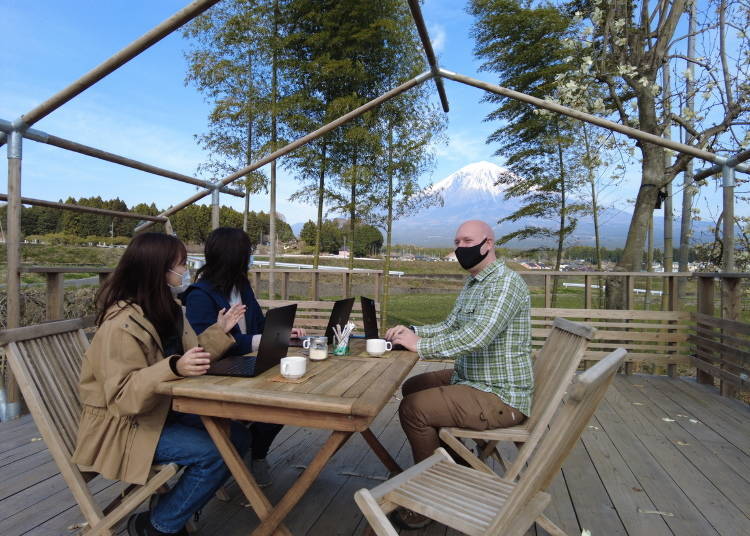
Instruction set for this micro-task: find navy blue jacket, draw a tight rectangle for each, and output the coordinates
[182,279,265,356]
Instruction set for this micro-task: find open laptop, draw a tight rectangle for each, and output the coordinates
[207,303,297,377]
[360,296,406,350]
[288,297,355,347]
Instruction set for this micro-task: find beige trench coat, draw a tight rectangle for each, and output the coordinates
[72,301,234,484]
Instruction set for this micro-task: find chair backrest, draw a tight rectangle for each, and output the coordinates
[489,348,627,534]
[1,317,93,458]
[526,317,596,429]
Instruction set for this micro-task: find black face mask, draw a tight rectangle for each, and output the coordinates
[455,238,489,270]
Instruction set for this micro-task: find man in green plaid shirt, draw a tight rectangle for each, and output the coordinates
[386,220,533,471]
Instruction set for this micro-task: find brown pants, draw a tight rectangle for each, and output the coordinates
[399,369,525,464]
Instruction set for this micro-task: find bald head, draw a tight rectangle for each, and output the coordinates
[455,220,495,245]
[454,220,496,274]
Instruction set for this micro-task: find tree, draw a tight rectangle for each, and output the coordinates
[285,0,422,285]
[470,0,589,305]
[184,0,273,234]
[552,0,749,304]
[471,0,750,307]
[353,224,383,257]
[299,220,316,246]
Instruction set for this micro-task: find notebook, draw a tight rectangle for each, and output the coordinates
[207,303,297,377]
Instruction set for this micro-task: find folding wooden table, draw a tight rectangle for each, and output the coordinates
[156,342,418,536]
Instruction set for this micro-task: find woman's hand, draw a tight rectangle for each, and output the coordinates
[217,303,246,333]
[176,347,212,376]
[291,327,306,338]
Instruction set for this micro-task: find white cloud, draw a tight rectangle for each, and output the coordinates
[429,24,447,54]
[434,130,490,163]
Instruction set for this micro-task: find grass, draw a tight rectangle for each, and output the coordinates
[0,243,122,285]
[383,294,459,327]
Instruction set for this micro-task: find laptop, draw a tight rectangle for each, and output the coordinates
[360,296,406,350]
[207,303,297,377]
[287,298,355,347]
[324,297,355,343]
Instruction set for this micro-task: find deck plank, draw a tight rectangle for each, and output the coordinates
[1,374,749,536]
[618,377,750,519]
[597,389,717,536]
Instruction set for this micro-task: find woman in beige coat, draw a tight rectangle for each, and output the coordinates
[73,233,248,536]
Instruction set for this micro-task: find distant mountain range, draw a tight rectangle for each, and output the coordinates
[292,161,714,248]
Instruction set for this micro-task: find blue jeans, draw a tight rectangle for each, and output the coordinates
[150,413,250,533]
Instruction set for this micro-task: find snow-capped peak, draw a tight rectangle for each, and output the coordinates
[429,161,510,197]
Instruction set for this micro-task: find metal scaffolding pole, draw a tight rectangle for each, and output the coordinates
[406,0,449,113]
[4,129,23,418]
[0,119,243,197]
[136,70,435,232]
[0,194,168,222]
[1,0,221,140]
[439,68,733,166]
[722,166,735,272]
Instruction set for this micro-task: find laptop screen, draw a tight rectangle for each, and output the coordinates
[360,296,379,339]
[324,298,355,343]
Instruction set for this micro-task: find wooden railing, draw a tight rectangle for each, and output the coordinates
[515,271,692,310]
[690,313,750,397]
[693,273,750,398]
[249,268,383,301]
[13,266,750,402]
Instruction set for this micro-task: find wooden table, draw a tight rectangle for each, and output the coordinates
[156,341,418,536]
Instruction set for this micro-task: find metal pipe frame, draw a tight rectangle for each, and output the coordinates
[722,165,735,272]
[439,69,735,166]
[406,0,449,113]
[0,119,243,197]
[136,70,435,232]
[694,148,750,182]
[2,0,221,137]
[0,194,167,222]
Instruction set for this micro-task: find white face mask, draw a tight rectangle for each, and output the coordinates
[168,267,191,297]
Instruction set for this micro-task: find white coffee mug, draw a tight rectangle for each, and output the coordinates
[366,338,393,356]
[280,356,307,379]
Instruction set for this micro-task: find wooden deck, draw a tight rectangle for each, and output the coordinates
[1,361,749,536]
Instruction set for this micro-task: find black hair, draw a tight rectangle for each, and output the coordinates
[195,227,253,297]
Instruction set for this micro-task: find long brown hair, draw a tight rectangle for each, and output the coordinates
[195,227,252,297]
[96,233,186,337]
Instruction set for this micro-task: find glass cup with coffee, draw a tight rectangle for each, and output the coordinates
[303,336,328,361]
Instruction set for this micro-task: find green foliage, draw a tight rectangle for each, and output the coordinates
[352,224,383,257]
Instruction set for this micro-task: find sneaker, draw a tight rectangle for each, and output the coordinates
[127,511,188,536]
[251,458,273,488]
[127,512,151,536]
[389,507,432,530]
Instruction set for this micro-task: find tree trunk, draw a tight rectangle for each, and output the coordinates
[268,0,280,299]
[607,140,662,309]
[552,131,566,308]
[313,142,326,271]
[348,149,357,296]
[662,62,673,310]
[382,122,395,333]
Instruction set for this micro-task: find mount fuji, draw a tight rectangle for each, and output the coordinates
[387,161,711,248]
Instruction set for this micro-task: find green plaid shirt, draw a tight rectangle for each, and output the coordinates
[415,260,533,416]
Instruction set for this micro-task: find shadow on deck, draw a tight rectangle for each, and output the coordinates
[1,361,749,536]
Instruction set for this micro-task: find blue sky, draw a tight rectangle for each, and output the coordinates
[0,0,740,235]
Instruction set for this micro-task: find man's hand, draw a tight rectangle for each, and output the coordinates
[291,327,306,338]
[176,347,212,376]
[385,324,420,353]
[217,303,247,333]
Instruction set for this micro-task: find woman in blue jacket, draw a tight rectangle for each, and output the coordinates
[183,227,304,487]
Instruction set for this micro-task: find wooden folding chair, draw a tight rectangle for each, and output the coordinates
[1,318,179,536]
[439,317,596,480]
[355,348,627,536]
